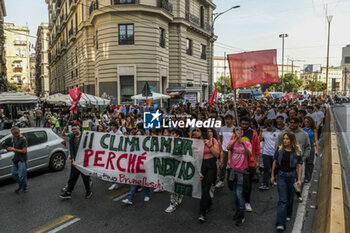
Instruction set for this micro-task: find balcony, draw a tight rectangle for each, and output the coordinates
[89,0,99,16]
[14,40,27,45]
[69,0,77,10]
[48,22,53,30]
[61,40,67,51]
[157,0,173,13]
[186,12,199,25]
[56,25,61,34]
[48,5,53,13]
[52,12,57,22]
[111,0,138,4]
[69,28,76,41]
[13,67,23,73]
[56,0,62,13]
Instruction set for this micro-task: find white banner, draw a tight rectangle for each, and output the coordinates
[75,131,205,199]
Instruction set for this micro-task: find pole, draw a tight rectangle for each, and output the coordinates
[233,89,239,126]
[223,51,226,100]
[281,35,285,92]
[345,67,347,95]
[326,16,333,96]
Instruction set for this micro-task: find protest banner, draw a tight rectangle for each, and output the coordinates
[75,131,205,199]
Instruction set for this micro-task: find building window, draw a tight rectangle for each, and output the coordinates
[95,30,99,49]
[112,0,136,4]
[75,48,78,63]
[345,57,350,64]
[160,28,165,48]
[76,68,78,77]
[186,38,192,56]
[200,6,204,28]
[119,24,134,45]
[120,75,134,103]
[71,71,74,79]
[200,44,206,60]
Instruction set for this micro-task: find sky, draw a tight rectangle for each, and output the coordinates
[213,0,350,67]
[3,0,350,68]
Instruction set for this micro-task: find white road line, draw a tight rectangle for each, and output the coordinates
[47,218,81,233]
[113,193,128,202]
[291,183,311,233]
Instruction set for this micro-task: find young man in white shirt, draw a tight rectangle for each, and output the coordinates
[258,119,280,190]
[216,114,235,188]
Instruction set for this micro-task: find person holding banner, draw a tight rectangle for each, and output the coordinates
[227,127,252,226]
[192,128,220,223]
[60,124,92,199]
[164,129,184,212]
[122,129,151,205]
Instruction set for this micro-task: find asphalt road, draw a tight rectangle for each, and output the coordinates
[0,135,304,233]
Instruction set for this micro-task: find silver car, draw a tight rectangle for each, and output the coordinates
[0,128,68,180]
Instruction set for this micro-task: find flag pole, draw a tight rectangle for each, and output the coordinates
[233,89,239,127]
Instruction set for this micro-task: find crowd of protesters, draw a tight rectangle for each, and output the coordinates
[2,94,328,231]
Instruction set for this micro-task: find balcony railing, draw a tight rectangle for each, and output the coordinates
[89,0,99,15]
[48,5,53,12]
[111,0,138,4]
[56,0,62,12]
[69,0,77,9]
[157,0,173,13]
[14,40,27,45]
[185,12,211,32]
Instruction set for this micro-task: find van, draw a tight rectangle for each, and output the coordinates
[238,89,263,100]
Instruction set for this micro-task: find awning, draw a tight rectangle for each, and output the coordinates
[168,91,182,96]
[131,92,171,100]
[42,93,110,106]
[0,92,38,104]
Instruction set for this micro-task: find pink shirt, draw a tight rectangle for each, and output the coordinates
[229,140,252,171]
[203,138,218,159]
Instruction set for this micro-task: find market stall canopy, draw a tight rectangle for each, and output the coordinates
[131,92,171,100]
[42,93,110,106]
[0,92,39,104]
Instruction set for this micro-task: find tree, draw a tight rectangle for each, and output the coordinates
[214,76,233,94]
[7,82,19,92]
[305,79,323,92]
[261,74,303,93]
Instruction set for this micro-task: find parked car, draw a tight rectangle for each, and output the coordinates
[0,128,68,181]
[238,89,263,100]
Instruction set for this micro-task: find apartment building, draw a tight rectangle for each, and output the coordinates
[4,23,31,92]
[35,23,50,96]
[46,0,216,104]
[0,0,6,92]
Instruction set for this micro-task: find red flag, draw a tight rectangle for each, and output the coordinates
[227,49,279,89]
[240,95,243,102]
[209,88,217,105]
[69,87,82,111]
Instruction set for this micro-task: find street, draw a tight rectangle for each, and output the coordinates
[1,158,295,233]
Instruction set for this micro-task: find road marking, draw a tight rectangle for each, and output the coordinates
[113,193,129,202]
[28,215,75,233]
[291,183,311,233]
[107,186,130,199]
[47,218,80,233]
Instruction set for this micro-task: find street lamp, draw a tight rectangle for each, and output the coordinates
[325,15,333,96]
[209,5,240,98]
[279,33,288,93]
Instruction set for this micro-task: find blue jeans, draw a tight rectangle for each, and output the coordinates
[233,174,245,218]
[0,122,4,130]
[11,162,27,189]
[262,154,274,186]
[127,185,150,202]
[276,171,297,227]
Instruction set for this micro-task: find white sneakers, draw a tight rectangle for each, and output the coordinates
[122,199,132,205]
[144,196,150,202]
[108,183,119,191]
[153,188,164,193]
[209,190,214,199]
[286,217,291,221]
[165,204,176,213]
[215,181,224,188]
[245,203,253,212]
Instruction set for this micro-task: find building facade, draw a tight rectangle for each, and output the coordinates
[341,44,350,67]
[0,0,6,92]
[4,23,31,92]
[35,23,50,96]
[46,0,215,104]
[213,56,229,84]
[29,54,36,94]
